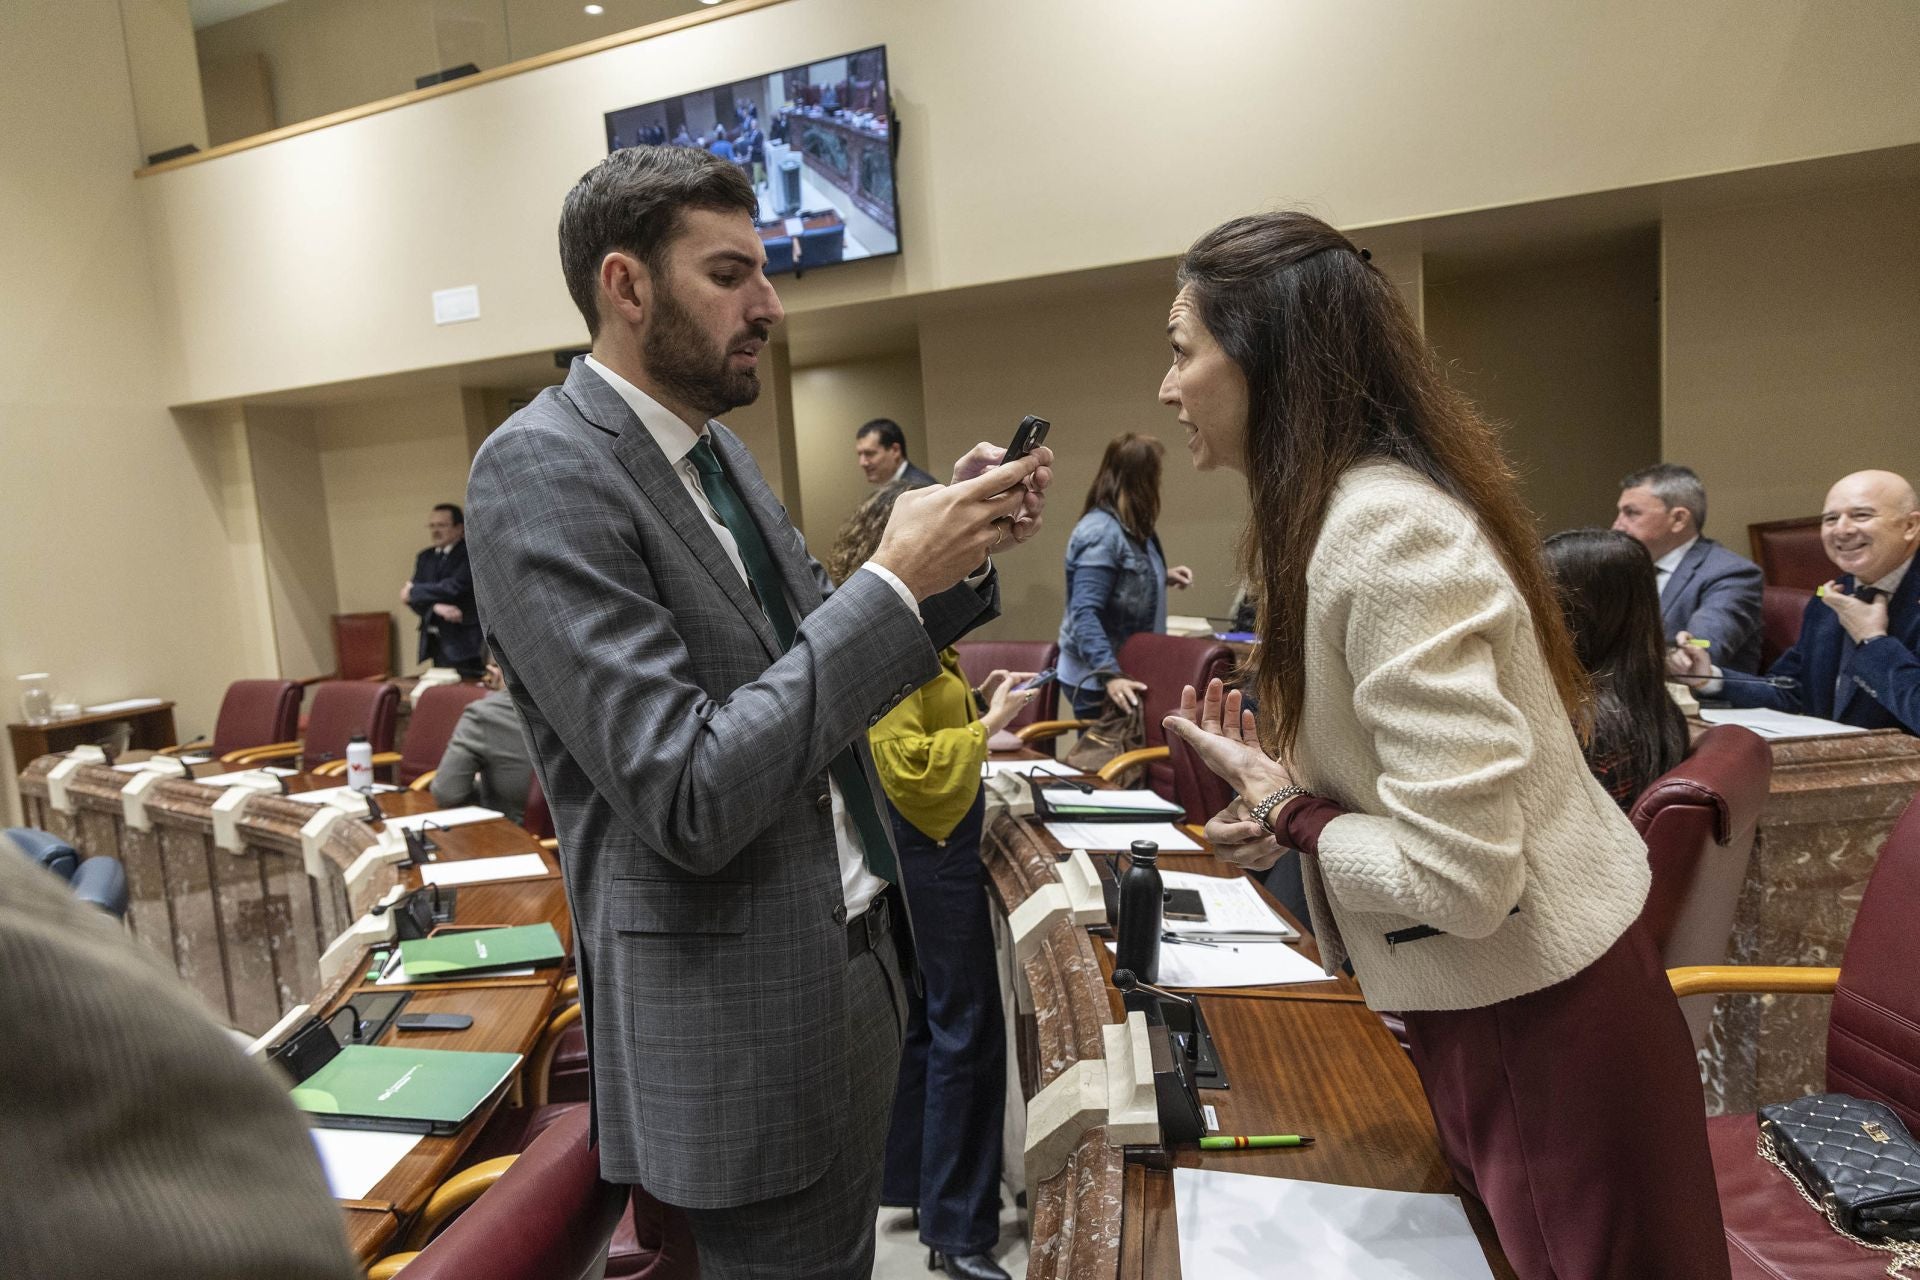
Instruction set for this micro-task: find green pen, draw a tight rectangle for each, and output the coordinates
[1199,1134,1314,1150]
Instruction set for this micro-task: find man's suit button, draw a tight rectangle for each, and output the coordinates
[816,792,832,813]
[832,904,848,925]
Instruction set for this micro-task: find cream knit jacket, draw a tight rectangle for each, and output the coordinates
[1292,460,1650,1012]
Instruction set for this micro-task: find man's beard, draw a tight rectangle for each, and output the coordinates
[644,282,766,418]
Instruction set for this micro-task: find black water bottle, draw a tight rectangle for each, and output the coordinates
[1114,839,1164,984]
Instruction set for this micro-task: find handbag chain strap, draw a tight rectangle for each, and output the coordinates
[1756,1127,1920,1278]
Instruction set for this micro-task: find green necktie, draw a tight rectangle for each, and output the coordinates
[686,437,898,884]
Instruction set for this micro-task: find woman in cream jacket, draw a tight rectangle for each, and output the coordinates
[1157,213,1728,1280]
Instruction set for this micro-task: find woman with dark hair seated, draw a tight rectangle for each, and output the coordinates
[1543,528,1691,808]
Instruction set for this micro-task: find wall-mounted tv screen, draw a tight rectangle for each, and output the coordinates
[605,45,899,278]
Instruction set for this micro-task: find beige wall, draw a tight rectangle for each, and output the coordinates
[1426,246,1662,534]
[245,405,341,678]
[0,3,274,821]
[917,274,1251,645]
[1663,178,1920,544]
[790,349,927,542]
[142,0,1920,408]
[309,388,478,672]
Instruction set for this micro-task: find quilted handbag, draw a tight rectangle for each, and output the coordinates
[1757,1092,1920,1276]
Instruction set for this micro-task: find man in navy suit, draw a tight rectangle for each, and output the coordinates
[401,503,485,678]
[1614,463,1764,672]
[1672,470,1920,735]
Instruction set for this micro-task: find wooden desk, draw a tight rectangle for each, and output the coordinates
[982,763,1513,1278]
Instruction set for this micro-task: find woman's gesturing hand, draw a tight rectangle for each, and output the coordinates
[1204,796,1285,872]
[1162,678,1295,802]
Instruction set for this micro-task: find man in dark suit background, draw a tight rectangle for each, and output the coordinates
[1614,462,1764,672]
[401,503,485,678]
[1673,469,1920,734]
[466,146,1051,1278]
[856,417,940,489]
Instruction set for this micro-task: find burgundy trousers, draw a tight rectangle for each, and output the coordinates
[1400,920,1731,1280]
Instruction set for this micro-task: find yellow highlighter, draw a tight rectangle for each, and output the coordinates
[1685,637,1712,649]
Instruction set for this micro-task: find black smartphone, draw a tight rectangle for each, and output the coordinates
[1005,414,1051,462]
[1163,887,1208,922]
[394,1012,474,1033]
[1012,667,1057,692]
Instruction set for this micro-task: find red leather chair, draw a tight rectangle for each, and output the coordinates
[1748,516,1830,591]
[1669,794,1920,1278]
[161,679,304,761]
[385,683,488,786]
[332,611,395,681]
[231,680,399,774]
[1761,585,1814,669]
[955,639,1060,739]
[367,1107,635,1280]
[522,772,554,841]
[1107,633,1236,809]
[1627,724,1772,1047]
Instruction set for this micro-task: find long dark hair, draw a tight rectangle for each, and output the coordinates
[1082,433,1165,544]
[1542,529,1688,800]
[1176,212,1588,754]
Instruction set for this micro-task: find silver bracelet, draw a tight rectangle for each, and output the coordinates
[1249,785,1309,834]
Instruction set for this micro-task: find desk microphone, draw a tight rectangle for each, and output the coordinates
[177,755,196,778]
[1041,772,1096,794]
[364,793,386,823]
[1111,968,1193,1007]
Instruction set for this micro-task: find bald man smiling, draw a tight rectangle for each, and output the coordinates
[1671,469,1920,734]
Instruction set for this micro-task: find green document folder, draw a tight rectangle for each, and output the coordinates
[397,923,565,977]
[291,1044,521,1134]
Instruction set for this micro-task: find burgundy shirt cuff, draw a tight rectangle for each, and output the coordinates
[1276,796,1346,856]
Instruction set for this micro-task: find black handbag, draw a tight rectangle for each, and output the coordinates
[1757,1092,1920,1276]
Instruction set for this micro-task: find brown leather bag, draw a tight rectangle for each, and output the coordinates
[1065,700,1145,783]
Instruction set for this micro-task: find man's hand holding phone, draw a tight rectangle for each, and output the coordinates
[950,415,1054,542]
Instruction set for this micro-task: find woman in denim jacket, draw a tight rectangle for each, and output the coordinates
[1057,433,1192,719]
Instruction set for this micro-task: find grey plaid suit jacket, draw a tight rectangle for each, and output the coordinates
[466,359,996,1208]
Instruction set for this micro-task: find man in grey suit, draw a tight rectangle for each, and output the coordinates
[1614,462,1764,672]
[465,146,1052,1279]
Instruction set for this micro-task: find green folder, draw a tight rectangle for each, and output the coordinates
[291,1044,521,1134]
[397,923,565,978]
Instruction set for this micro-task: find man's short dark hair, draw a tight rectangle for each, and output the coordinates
[857,418,908,458]
[434,503,464,526]
[1620,463,1708,532]
[558,146,758,338]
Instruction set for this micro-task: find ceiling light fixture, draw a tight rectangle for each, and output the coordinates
[584,4,604,13]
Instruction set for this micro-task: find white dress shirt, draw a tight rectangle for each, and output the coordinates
[1654,536,1697,599]
[585,356,898,918]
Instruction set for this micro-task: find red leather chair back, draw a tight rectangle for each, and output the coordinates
[1114,633,1237,812]
[209,680,302,758]
[1826,794,1920,1136]
[1747,517,1829,590]
[1759,585,1812,669]
[402,684,488,785]
[399,1107,629,1280]
[522,772,554,841]
[332,611,394,681]
[955,640,1060,738]
[1628,724,1772,1046]
[300,681,399,773]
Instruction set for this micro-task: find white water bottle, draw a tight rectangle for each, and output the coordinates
[345,734,374,793]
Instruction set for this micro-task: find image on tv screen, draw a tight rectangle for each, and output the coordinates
[605,45,899,278]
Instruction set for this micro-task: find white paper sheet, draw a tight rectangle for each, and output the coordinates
[418,852,551,887]
[1044,821,1201,852]
[1160,869,1298,940]
[378,806,505,833]
[310,1126,420,1200]
[192,766,299,787]
[1039,787,1185,817]
[83,697,164,715]
[1174,1168,1495,1279]
[1698,707,1869,740]
[983,758,1081,779]
[375,955,538,986]
[1107,937,1326,988]
[282,784,399,805]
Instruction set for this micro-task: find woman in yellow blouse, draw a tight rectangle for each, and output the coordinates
[827,481,1037,1280]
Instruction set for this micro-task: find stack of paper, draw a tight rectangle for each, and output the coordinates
[1040,787,1185,820]
[377,806,505,833]
[1699,708,1868,740]
[983,758,1081,779]
[418,852,551,887]
[1160,869,1298,942]
[1107,936,1325,988]
[310,1127,420,1199]
[1174,1168,1495,1278]
[1044,820,1201,852]
[283,784,399,806]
